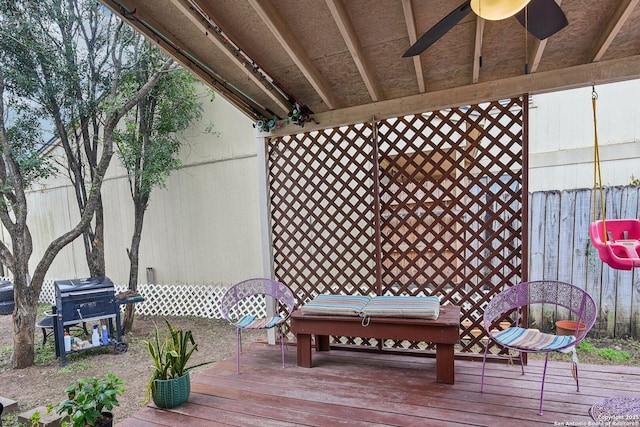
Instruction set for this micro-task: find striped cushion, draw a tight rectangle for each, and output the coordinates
[234,315,283,329]
[360,296,440,320]
[493,327,575,351]
[301,294,371,316]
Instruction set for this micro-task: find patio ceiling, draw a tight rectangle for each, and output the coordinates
[101,0,640,136]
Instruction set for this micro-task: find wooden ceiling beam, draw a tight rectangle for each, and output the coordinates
[266,54,640,136]
[590,0,639,62]
[401,0,426,93]
[527,38,547,74]
[326,0,384,102]
[525,0,564,74]
[168,0,291,116]
[472,17,485,83]
[248,0,341,110]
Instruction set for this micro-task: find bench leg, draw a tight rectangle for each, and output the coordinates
[436,343,455,384]
[296,333,312,368]
[316,335,330,351]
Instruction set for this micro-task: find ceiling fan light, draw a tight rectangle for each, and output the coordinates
[470,0,531,21]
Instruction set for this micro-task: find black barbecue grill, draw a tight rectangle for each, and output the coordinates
[53,276,127,365]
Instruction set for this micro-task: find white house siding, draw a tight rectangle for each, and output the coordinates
[529,79,640,191]
[22,87,263,286]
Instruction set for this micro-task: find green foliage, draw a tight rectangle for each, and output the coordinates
[56,373,124,427]
[577,339,632,361]
[114,60,203,200]
[27,404,52,427]
[598,347,632,361]
[144,318,212,403]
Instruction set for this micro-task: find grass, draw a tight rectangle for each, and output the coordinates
[577,338,633,362]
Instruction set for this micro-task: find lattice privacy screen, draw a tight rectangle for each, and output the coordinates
[268,97,527,355]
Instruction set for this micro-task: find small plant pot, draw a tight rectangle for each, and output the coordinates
[97,412,114,427]
[556,320,586,338]
[152,372,191,409]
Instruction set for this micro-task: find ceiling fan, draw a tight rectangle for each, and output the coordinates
[403,0,568,57]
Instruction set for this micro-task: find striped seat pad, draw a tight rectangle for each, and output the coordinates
[301,294,370,316]
[493,327,575,351]
[234,315,283,329]
[360,296,440,320]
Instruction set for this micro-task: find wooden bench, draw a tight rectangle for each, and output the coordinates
[290,304,460,384]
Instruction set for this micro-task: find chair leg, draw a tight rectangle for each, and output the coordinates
[480,339,491,392]
[538,353,550,416]
[279,327,285,368]
[519,351,525,375]
[236,328,241,374]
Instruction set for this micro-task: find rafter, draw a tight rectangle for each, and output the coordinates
[472,17,485,83]
[326,0,383,102]
[527,38,547,74]
[590,0,639,62]
[168,0,292,116]
[248,0,340,110]
[526,0,563,74]
[401,0,425,93]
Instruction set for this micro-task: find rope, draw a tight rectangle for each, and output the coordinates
[592,86,608,244]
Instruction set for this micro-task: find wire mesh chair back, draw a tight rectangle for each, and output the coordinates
[221,278,296,322]
[221,278,296,374]
[484,280,597,347]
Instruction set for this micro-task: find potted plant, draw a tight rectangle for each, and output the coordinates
[145,318,212,408]
[56,372,124,427]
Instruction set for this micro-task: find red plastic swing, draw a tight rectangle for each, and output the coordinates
[588,87,640,270]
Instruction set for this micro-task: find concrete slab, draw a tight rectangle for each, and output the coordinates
[17,406,63,427]
[0,395,18,414]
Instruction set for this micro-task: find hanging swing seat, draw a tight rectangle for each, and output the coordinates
[589,219,640,270]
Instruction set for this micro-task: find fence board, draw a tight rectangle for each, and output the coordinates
[543,191,561,281]
[571,188,591,291]
[614,186,637,337]
[528,191,546,328]
[601,187,619,336]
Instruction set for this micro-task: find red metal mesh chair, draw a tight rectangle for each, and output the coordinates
[220,278,296,374]
[480,280,597,415]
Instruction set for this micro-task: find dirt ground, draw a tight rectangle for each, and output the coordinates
[0,311,260,426]
[1,311,639,426]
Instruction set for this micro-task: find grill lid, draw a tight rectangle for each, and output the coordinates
[54,277,114,295]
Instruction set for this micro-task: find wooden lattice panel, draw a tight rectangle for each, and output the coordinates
[268,97,526,355]
[268,125,378,300]
[377,100,525,353]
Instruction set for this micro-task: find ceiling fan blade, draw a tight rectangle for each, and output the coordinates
[515,0,568,40]
[403,1,472,57]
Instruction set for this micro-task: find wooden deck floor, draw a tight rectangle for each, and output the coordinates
[117,343,640,426]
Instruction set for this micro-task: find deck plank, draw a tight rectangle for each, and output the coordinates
[118,342,640,426]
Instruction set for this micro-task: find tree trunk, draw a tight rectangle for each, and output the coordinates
[88,196,106,277]
[10,258,38,369]
[121,195,148,334]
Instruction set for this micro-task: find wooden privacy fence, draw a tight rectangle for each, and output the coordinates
[529,185,640,339]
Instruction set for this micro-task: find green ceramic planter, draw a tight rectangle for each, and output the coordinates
[152,372,190,408]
